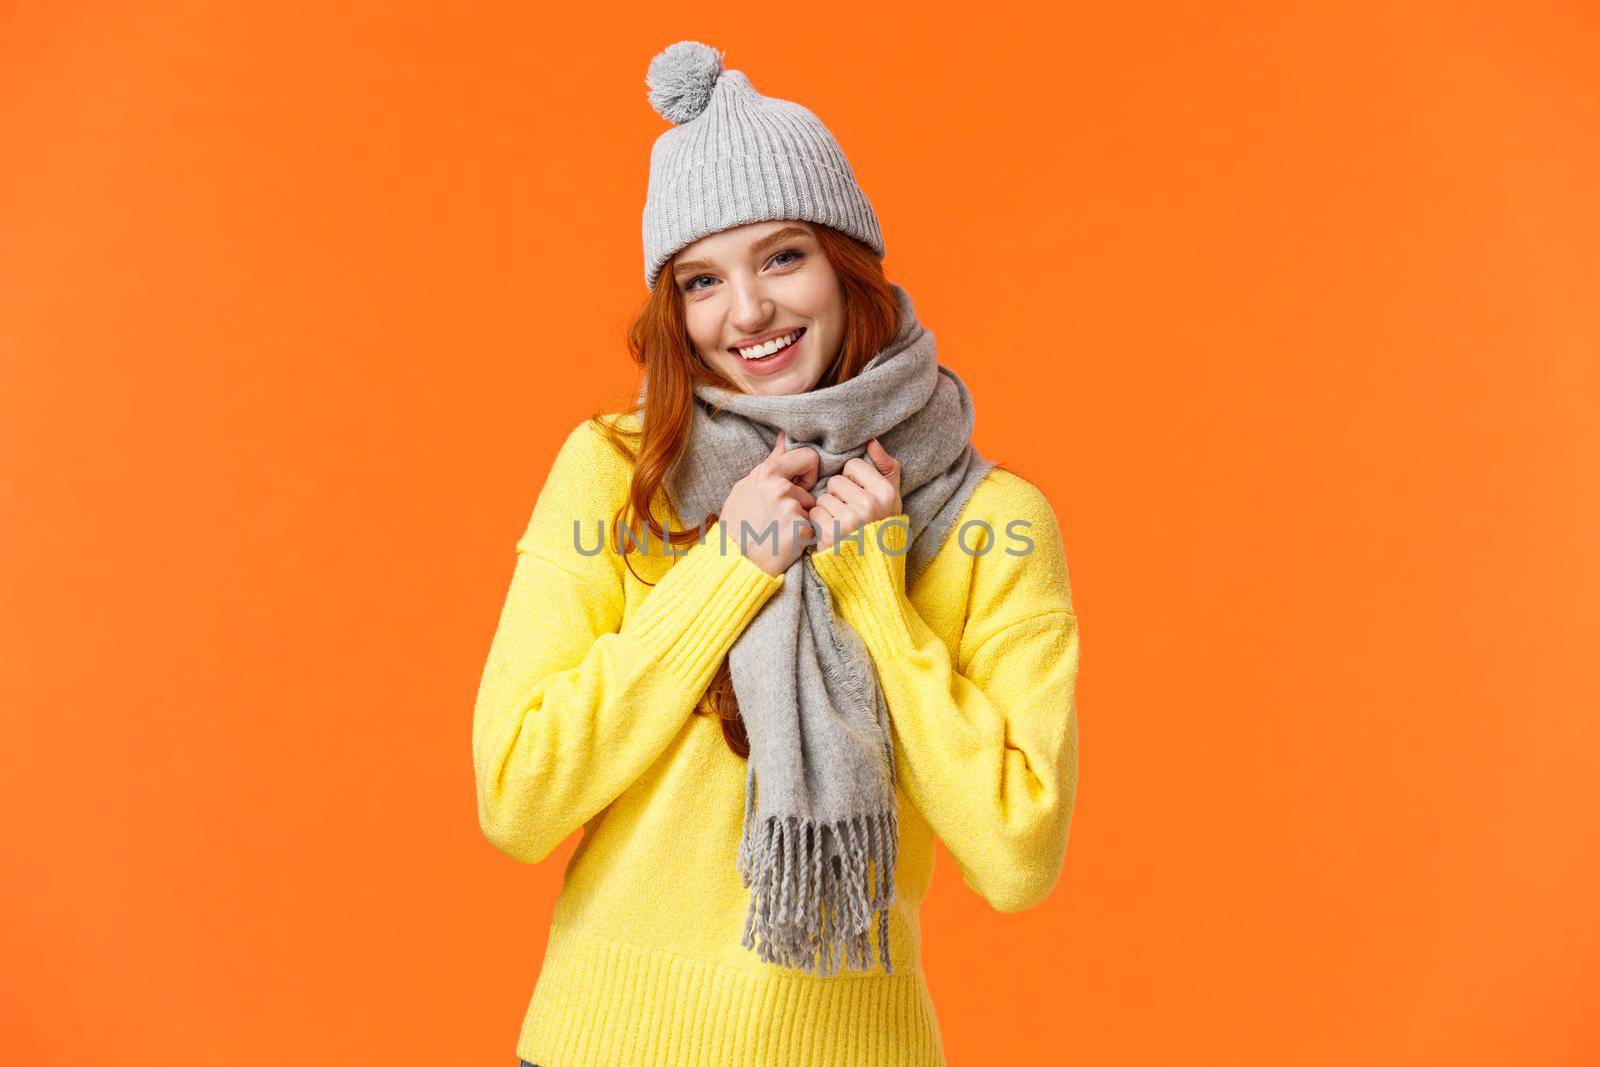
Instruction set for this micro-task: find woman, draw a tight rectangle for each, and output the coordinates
[474,40,1081,1067]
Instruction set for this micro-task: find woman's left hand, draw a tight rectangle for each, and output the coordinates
[808,437,903,551]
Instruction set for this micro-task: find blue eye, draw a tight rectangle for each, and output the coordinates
[680,250,803,293]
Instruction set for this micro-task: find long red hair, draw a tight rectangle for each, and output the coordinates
[587,222,901,757]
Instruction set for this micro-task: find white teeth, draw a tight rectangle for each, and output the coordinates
[738,330,799,360]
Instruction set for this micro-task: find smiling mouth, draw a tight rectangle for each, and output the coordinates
[730,326,806,361]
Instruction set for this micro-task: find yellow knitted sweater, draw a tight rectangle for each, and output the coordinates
[473,413,1080,1067]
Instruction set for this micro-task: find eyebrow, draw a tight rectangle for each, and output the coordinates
[670,226,813,278]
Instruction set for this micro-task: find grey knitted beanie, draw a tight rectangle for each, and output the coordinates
[641,41,886,290]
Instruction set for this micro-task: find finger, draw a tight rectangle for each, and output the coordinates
[771,444,819,483]
[826,474,870,511]
[866,437,898,474]
[798,447,819,488]
[842,459,898,513]
[809,496,840,541]
[842,456,887,490]
[815,492,857,537]
[867,440,902,497]
[784,481,817,509]
[772,429,786,456]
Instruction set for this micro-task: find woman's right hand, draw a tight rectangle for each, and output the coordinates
[716,431,819,577]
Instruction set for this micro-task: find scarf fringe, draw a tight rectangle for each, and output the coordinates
[736,767,899,977]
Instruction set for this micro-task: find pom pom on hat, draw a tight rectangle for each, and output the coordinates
[646,40,724,125]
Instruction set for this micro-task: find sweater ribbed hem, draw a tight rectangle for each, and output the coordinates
[624,520,784,695]
[516,924,945,1067]
[809,516,915,659]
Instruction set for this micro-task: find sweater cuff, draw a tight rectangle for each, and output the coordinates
[808,515,915,660]
[623,520,785,695]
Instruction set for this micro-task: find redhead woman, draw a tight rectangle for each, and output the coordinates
[473,40,1081,1067]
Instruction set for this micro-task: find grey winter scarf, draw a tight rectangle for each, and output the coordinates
[658,282,994,977]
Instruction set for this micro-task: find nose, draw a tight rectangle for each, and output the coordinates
[727,277,774,335]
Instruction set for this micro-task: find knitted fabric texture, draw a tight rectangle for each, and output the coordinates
[641,40,885,290]
[654,282,994,975]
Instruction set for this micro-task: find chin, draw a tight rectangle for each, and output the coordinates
[718,359,818,396]
[755,370,822,396]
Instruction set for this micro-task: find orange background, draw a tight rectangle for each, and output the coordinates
[3,3,1597,1064]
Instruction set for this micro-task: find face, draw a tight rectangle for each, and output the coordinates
[668,220,846,397]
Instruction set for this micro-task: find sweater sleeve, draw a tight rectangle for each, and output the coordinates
[808,486,1080,913]
[473,422,785,864]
